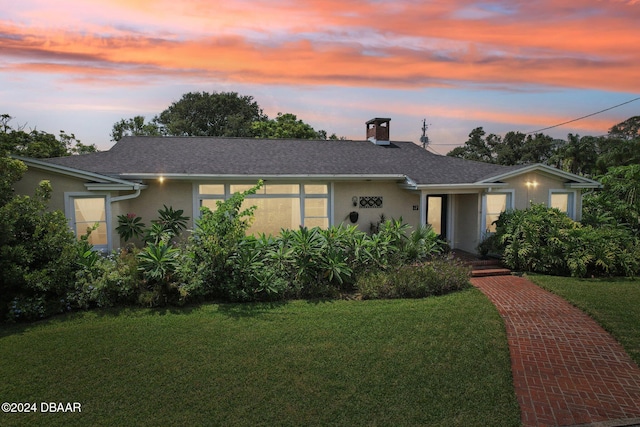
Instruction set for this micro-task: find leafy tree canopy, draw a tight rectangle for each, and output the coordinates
[447,127,556,166]
[447,116,640,177]
[110,115,162,142]
[1,114,97,158]
[583,164,640,234]
[0,154,27,206]
[251,112,338,139]
[111,91,266,141]
[608,116,640,140]
[111,91,344,141]
[156,91,266,137]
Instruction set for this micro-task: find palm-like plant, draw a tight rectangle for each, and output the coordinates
[151,205,189,237]
[137,240,180,283]
[116,213,146,242]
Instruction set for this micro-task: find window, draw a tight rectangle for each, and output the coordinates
[69,196,109,250]
[484,193,512,233]
[196,183,330,235]
[199,184,225,213]
[242,197,301,236]
[550,191,575,219]
[303,184,329,229]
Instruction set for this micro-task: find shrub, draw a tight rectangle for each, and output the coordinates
[69,248,141,309]
[582,165,640,235]
[356,257,471,300]
[137,240,181,306]
[363,220,442,270]
[6,295,47,322]
[477,233,500,259]
[180,206,447,303]
[1,180,81,321]
[281,226,353,296]
[564,225,639,278]
[494,204,640,277]
[116,213,146,242]
[495,205,577,275]
[178,181,262,301]
[145,205,189,244]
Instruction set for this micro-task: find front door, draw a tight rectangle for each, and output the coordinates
[427,195,447,239]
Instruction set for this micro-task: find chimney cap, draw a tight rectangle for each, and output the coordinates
[366,117,391,125]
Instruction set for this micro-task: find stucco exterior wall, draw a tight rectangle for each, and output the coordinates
[128,180,195,227]
[453,193,481,253]
[501,171,582,220]
[14,168,87,212]
[333,181,420,233]
[110,180,194,247]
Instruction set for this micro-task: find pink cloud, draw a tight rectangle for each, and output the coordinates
[2,0,639,93]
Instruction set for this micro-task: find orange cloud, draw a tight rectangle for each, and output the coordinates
[1,0,639,94]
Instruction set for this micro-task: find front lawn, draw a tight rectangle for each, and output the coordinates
[529,275,640,365]
[0,289,520,426]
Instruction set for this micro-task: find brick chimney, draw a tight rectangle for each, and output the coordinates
[366,118,391,145]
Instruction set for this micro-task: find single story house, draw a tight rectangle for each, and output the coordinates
[14,118,601,252]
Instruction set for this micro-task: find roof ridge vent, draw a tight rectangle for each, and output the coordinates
[366,118,391,146]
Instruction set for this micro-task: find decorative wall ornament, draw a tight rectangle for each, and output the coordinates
[359,196,383,208]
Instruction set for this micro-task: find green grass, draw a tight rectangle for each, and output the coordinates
[529,275,640,365]
[0,288,520,426]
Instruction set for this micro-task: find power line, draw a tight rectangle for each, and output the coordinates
[524,96,640,135]
[429,95,640,148]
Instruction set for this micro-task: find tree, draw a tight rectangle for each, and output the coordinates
[1,114,96,158]
[0,150,81,320]
[111,116,162,142]
[608,116,640,140]
[583,164,640,234]
[450,128,559,166]
[520,133,557,165]
[447,127,496,163]
[156,91,266,137]
[590,117,640,174]
[111,92,345,142]
[0,153,27,206]
[595,137,640,175]
[251,112,323,139]
[552,134,599,177]
[447,116,640,176]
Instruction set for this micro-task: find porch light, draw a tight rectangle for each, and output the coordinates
[525,181,538,188]
[159,176,165,184]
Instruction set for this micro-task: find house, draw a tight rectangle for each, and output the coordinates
[13,118,601,252]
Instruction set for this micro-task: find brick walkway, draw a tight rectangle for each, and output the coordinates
[471,275,640,427]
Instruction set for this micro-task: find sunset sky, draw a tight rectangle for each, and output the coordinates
[1,0,639,153]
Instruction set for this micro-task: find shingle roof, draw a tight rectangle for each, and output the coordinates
[43,136,521,185]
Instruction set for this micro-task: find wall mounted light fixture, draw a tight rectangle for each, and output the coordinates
[352,196,358,207]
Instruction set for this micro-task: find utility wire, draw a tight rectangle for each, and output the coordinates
[429,95,640,147]
[524,96,640,134]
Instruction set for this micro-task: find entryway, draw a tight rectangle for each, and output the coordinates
[426,194,447,239]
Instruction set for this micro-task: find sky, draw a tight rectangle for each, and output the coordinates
[1,0,639,154]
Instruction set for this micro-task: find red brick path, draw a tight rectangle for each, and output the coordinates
[471,275,640,427]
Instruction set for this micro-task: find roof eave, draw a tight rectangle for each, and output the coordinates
[565,182,602,189]
[119,173,409,182]
[478,163,601,186]
[13,156,139,188]
[85,183,148,191]
[408,182,508,192]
